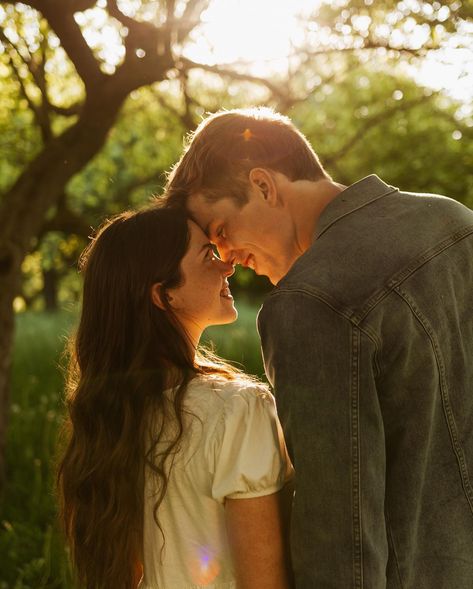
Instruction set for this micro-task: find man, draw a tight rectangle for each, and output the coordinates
[164,107,473,588]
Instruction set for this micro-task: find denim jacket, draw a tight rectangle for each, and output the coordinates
[257,175,473,588]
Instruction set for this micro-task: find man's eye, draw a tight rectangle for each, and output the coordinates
[216,226,225,239]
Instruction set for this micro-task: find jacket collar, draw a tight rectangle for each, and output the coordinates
[314,175,399,240]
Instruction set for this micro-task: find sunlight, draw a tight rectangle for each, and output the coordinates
[182,0,472,102]
[184,0,316,76]
[65,0,473,103]
[74,8,125,72]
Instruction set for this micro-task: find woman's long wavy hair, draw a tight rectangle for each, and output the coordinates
[56,205,239,589]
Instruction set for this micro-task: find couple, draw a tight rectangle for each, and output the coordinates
[57,108,473,588]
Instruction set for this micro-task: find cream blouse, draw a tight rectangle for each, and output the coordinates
[139,375,294,589]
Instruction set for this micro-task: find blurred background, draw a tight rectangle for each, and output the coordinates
[0,0,472,586]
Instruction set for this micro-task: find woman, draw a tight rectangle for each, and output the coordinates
[57,205,294,589]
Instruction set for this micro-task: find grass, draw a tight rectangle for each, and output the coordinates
[0,298,265,588]
[1,311,76,589]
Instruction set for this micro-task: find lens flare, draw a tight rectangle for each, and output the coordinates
[189,546,221,585]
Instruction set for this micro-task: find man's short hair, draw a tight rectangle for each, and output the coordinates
[164,107,329,208]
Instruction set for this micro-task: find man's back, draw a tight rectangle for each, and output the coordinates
[258,175,473,588]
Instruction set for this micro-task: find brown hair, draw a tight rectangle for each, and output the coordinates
[56,205,241,589]
[164,106,329,209]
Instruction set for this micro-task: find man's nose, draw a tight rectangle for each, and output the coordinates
[216,242,234,265]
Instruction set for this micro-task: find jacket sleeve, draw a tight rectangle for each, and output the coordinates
[257,289,388,588]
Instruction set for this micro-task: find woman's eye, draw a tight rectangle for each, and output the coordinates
[206,245,218,260]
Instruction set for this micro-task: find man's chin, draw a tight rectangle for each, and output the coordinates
[247,260,281,285]
[260,270,278,286]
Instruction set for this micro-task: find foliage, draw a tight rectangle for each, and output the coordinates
[291,68,473,206]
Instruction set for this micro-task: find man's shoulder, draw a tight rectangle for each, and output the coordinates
[272,182,473,316]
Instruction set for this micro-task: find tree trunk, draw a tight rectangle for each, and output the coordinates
[0,255,21,499]
[43,268,59,312]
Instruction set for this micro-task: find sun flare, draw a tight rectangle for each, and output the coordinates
[185,0,316,75]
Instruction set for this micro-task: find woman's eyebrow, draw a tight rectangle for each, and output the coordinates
[199,242,213,253]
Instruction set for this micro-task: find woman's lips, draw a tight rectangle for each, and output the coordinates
[220,282,233,299]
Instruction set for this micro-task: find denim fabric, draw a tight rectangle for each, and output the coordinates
[257,175,473,588]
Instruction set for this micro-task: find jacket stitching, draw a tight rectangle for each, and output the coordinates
[394,287,473,515]
[267,286,355,321]
[273,225,473,327]
[266,287,382,376]
[355,225,473,323]
[351,326,364,588]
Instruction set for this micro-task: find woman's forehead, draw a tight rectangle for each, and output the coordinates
[187,220,209,250]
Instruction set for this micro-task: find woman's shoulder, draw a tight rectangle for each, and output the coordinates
[187,374,273,409]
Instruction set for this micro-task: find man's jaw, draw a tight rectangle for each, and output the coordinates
[235,252,279,283]
[243,254,256,271]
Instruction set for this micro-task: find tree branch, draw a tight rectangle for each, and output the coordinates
[34,0,104,89]
[49,102,83,117]
[151,83,196,131]
[175,0,210,44]
[324,94,437,166]
[298,38,435,61]
[10,0,97,10]
[104,0,173,88]
[178,56,287,102]
[39,201,92,239]
[0,26,52,142]
[69,0,97,11]
[107,0,165,54]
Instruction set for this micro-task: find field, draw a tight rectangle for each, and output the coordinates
[0,299,265,588]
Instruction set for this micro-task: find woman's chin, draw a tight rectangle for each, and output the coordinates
[216,307,238,326]
[223,307,238,324]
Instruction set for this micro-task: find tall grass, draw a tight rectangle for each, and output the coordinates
[1,311,76,589]
[0,298,265,588]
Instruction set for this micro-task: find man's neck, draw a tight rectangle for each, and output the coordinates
[289,178,345,254]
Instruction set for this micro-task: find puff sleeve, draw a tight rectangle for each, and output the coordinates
[210,386,294,503]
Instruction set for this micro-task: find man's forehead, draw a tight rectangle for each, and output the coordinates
[187,193,220,235]
[187,193,227,234]
[187,192,208,216]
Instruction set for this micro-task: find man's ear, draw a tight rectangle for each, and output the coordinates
[150,283,173,311]
[248,168,278,206]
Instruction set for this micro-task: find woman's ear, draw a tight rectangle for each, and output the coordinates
[150,283,172,311]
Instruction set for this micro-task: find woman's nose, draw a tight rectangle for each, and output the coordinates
[218,259,235,278]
